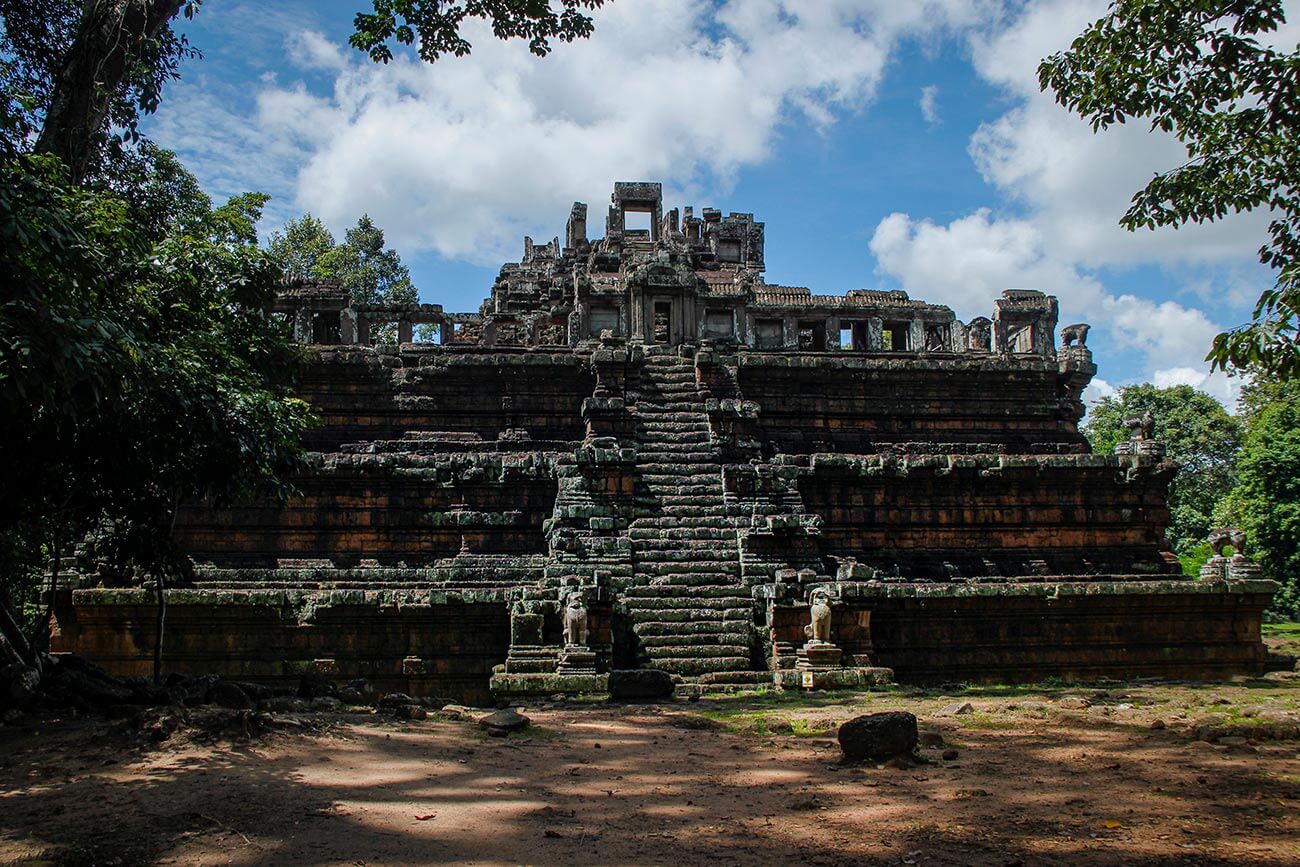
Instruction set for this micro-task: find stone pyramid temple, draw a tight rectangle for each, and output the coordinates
[55,182,1276,703]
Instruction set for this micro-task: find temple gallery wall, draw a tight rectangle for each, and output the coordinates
[53,182,1277,704]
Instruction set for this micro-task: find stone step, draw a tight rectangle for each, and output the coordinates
[635,401,708,411]
[633,620,750,637]
[625,607,751,622]
[633,548,735,561]
[631,518,736,529]
[632,572,742,587]
[688,670,774,686]
[657,507,732,518]
[635,451,719,461]
[637,479,720,490]
[637,427,711,437]
[621,584,747,599]
[643,656,753,675]
[628,528,735,540]
[639,468,719,478]
[636,568,738,581]
[632,539,735,552]
[634,415,707,426]
[623,596,751,611]
[640,643,751,659]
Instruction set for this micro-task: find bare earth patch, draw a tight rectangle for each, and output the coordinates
[2,675,1299,866]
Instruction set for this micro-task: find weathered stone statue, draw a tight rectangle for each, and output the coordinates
[1059,323,1090,347]
[805,588,833,645]
[562,590,589,648]
[1207,527,1247,559]
[1124,410,1155,441]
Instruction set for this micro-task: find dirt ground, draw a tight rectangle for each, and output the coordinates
[3,659,1299,865]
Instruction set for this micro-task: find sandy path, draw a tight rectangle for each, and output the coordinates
[1,684,1298,866]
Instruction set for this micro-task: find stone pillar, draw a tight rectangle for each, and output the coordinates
[293,308,313,344]
[339,309,357,344]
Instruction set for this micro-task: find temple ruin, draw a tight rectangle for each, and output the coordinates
[54,182,1277,703]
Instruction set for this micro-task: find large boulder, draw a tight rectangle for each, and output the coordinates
[837,711,918,763]
[608,669,675,700]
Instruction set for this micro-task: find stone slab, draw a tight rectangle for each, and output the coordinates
[489,672,608,699]
[773,667,893,692]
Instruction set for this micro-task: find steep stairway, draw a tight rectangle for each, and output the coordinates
[624,352,757,682]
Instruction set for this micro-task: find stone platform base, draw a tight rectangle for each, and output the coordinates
[773,667,893,691]
[489,672,608,700]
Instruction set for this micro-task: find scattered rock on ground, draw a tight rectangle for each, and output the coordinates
[210,681,254,711]
[942,748,959,760]
[234,681,274,702]
[479,708,530,735]
[440,704,477,721]
[395,704,427,721]
[838,711,918,763]
[918,730,945,748]
[941,701,973,716]
[1056,696,1091,710]
[377,693,421,711]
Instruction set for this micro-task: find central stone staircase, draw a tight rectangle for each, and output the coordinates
[623,352,758,682]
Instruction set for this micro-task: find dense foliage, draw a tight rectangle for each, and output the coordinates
[270,214,418,307]
[1085,384,1242,563]
[0,150,313,661]
[1086,381,1299,613]
[0,0,609,669]
[1217,380,1300,611]
[1041,0,1300,379]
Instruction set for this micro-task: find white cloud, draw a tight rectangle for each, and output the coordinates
[866,0,1283,405]
[919,85,940,126]
[869,208,1105,322]
[965,0,1270,269]
[157,0,1000,262]
[1083,377,1116,407]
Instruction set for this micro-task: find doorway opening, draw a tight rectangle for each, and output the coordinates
[653,301,672,343]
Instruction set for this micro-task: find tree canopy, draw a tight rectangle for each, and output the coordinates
[350,0,607,64]
[0,0,610,667]
[1040,0,1300,379]
[270,214,418,310]
[1084,383,1242,560]
[1217,380,1300,611]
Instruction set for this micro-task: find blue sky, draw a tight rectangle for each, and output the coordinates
[147,0,1298,408]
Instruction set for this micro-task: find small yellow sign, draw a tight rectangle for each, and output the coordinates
[801,671,814,688]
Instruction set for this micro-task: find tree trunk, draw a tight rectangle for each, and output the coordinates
[152,492,181,685]
[35,0,184,183]
[30,529,62,658]
[0,601,34,666]
[153,571,165,684]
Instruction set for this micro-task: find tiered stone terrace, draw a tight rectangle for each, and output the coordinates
[54,182,1276,703]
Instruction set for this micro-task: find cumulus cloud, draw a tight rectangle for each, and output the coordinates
[966,0,1268,268]
[866,0,1279,405]
[869,208,1106,321]
[157,0,999,262]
